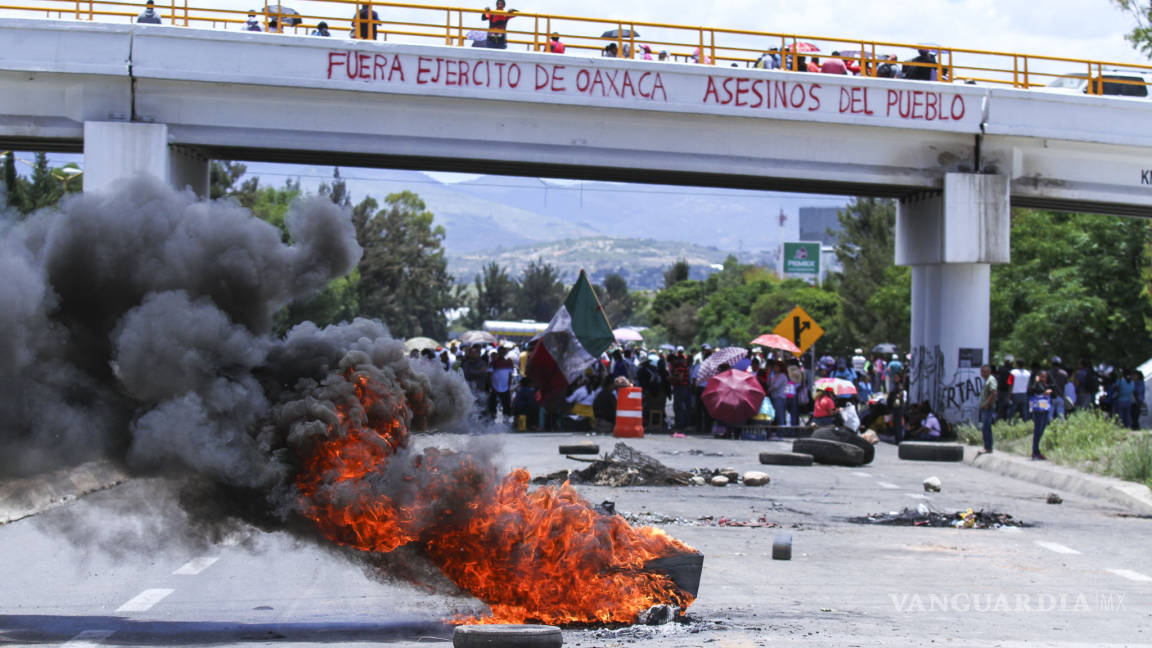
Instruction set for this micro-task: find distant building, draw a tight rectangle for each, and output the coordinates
[798,206,842,246]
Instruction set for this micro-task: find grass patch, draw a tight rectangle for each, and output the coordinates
[957,410,1152,488]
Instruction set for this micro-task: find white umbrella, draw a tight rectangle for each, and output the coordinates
[613,328,644,342]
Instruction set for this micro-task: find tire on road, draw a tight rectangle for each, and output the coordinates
[792,438,866,467]
[759,451,814,466]
[811,427,875,465]
[898,441,965,462]
[453,624,563,648]
[558,443,600,455]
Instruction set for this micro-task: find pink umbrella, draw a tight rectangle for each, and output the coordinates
[613,328,644,343]
[787,41,820,53]
[702,369,766,425]
[695,346,748,386]
[813,377,857,397]
[750,333,801,355]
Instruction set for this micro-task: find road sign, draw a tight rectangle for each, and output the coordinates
[772,306,824,355]
[783,242,820,277]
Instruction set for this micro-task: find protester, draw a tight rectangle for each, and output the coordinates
[1048,357,1069,420]
[978,364,997,454]
[812,388,837,425]
[1029,370,1054,460]
[669,348,692,432]
[1008,358,1031,422]
[820,52,849,74]
[995,356,1014,420]
[512,376,539,429]
[487,343,515,421]
[311,21,331,37]
[245,10,262,31]
[902,48,936,81]
[352,3,379,40]
[1115,368,1136,428]
[136,0,162,24]
[593,376,627,435]
[1074,358,1099,409]
[548,33,565,53]
[1132,369,1146,430]
[481,0,517,49]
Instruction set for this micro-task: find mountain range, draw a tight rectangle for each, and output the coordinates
[244,163,849,289]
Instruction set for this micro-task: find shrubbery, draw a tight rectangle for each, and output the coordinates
[959,410,1152,488]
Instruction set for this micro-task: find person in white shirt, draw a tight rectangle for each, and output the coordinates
[1008,359,1032,422]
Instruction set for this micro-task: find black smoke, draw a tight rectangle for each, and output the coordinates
[0,177,474,550]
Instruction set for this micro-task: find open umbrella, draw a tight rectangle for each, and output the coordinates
[404,336,439,352]
[658,343,676,351]
[263,5,302,26]
[459,330,497,345]
[696,346,748,386]
[872,343,898,355]
[787,41,820,53]
[602,28,639,38]
[750,333,801,355]
[702,369,766,425]
[613,328,644,343]
[813,377,857,397]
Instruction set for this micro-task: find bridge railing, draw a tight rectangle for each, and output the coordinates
[4,0,1152,96]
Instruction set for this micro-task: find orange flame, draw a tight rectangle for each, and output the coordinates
[295,369,697,625]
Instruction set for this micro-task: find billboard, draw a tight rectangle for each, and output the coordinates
[783,242,821,277]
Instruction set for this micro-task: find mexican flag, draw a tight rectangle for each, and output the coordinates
[526,270,615,404]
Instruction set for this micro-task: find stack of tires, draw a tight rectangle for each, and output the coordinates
[791,427,874,467]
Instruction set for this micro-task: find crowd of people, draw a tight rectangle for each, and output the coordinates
[133,0,946,80]
[413,339,1147,459]
[978,356,1145,461]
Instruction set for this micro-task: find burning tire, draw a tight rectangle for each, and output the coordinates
[558,443,600,455]
[898,441,965,462]
[811,427,875,465]
[792,438,865,467]
[758,451,814,466]
[453,624,563,648]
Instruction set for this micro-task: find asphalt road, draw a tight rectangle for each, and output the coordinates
[1,432,1150,647]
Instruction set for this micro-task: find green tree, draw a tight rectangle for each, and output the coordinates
[353,191,453,339]
[649,280,704,345]
[598,272,633,326]
[3,152,81,215]
[663,259,691,288]
[467,261,519,327]
[515,259,566,322]
[1113,0,1152,58]
[834,197,909,349]
[991,209,1152,367]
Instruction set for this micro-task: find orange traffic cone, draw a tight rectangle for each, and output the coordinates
[613,386,644,438]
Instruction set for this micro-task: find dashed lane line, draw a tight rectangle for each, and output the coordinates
[115,588,174,613]
[1034,541,1082,555]
[1108,568,1152,582]
[62,630,115,647]
[173,556,219,575]
[876,481,900,489]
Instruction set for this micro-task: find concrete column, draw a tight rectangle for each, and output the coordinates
[896,173,1010,423]
[83,122,209,197]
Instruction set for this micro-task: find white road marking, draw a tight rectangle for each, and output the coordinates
[173,556,219,575]
[62,630,115,647]
[906,493,930,500]
[1034,540,1081,555]
[876,481,900,489]
[115,588,174,613]
[1108,568,1152,582]
[852,472,872,478]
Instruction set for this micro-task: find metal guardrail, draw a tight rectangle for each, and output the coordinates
[4,0,1152,95]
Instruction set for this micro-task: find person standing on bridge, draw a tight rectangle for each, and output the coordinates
[352,3,379,40]
[136,0,162,24]
[482,0,517,49]
[245,10,262,32]
[548,33,565,53]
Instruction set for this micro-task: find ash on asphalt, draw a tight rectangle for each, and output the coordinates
[848,507,1027,528]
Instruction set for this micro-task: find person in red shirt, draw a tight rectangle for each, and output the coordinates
[482,0,517,49]
[813,388,837,425]
[549,33,565,53]
[820,52,849,74]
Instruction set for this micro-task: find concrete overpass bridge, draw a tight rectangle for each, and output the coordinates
[4,18,1152,420]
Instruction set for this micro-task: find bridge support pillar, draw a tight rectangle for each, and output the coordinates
[896,173,1010,423]
[83,122,209,197]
